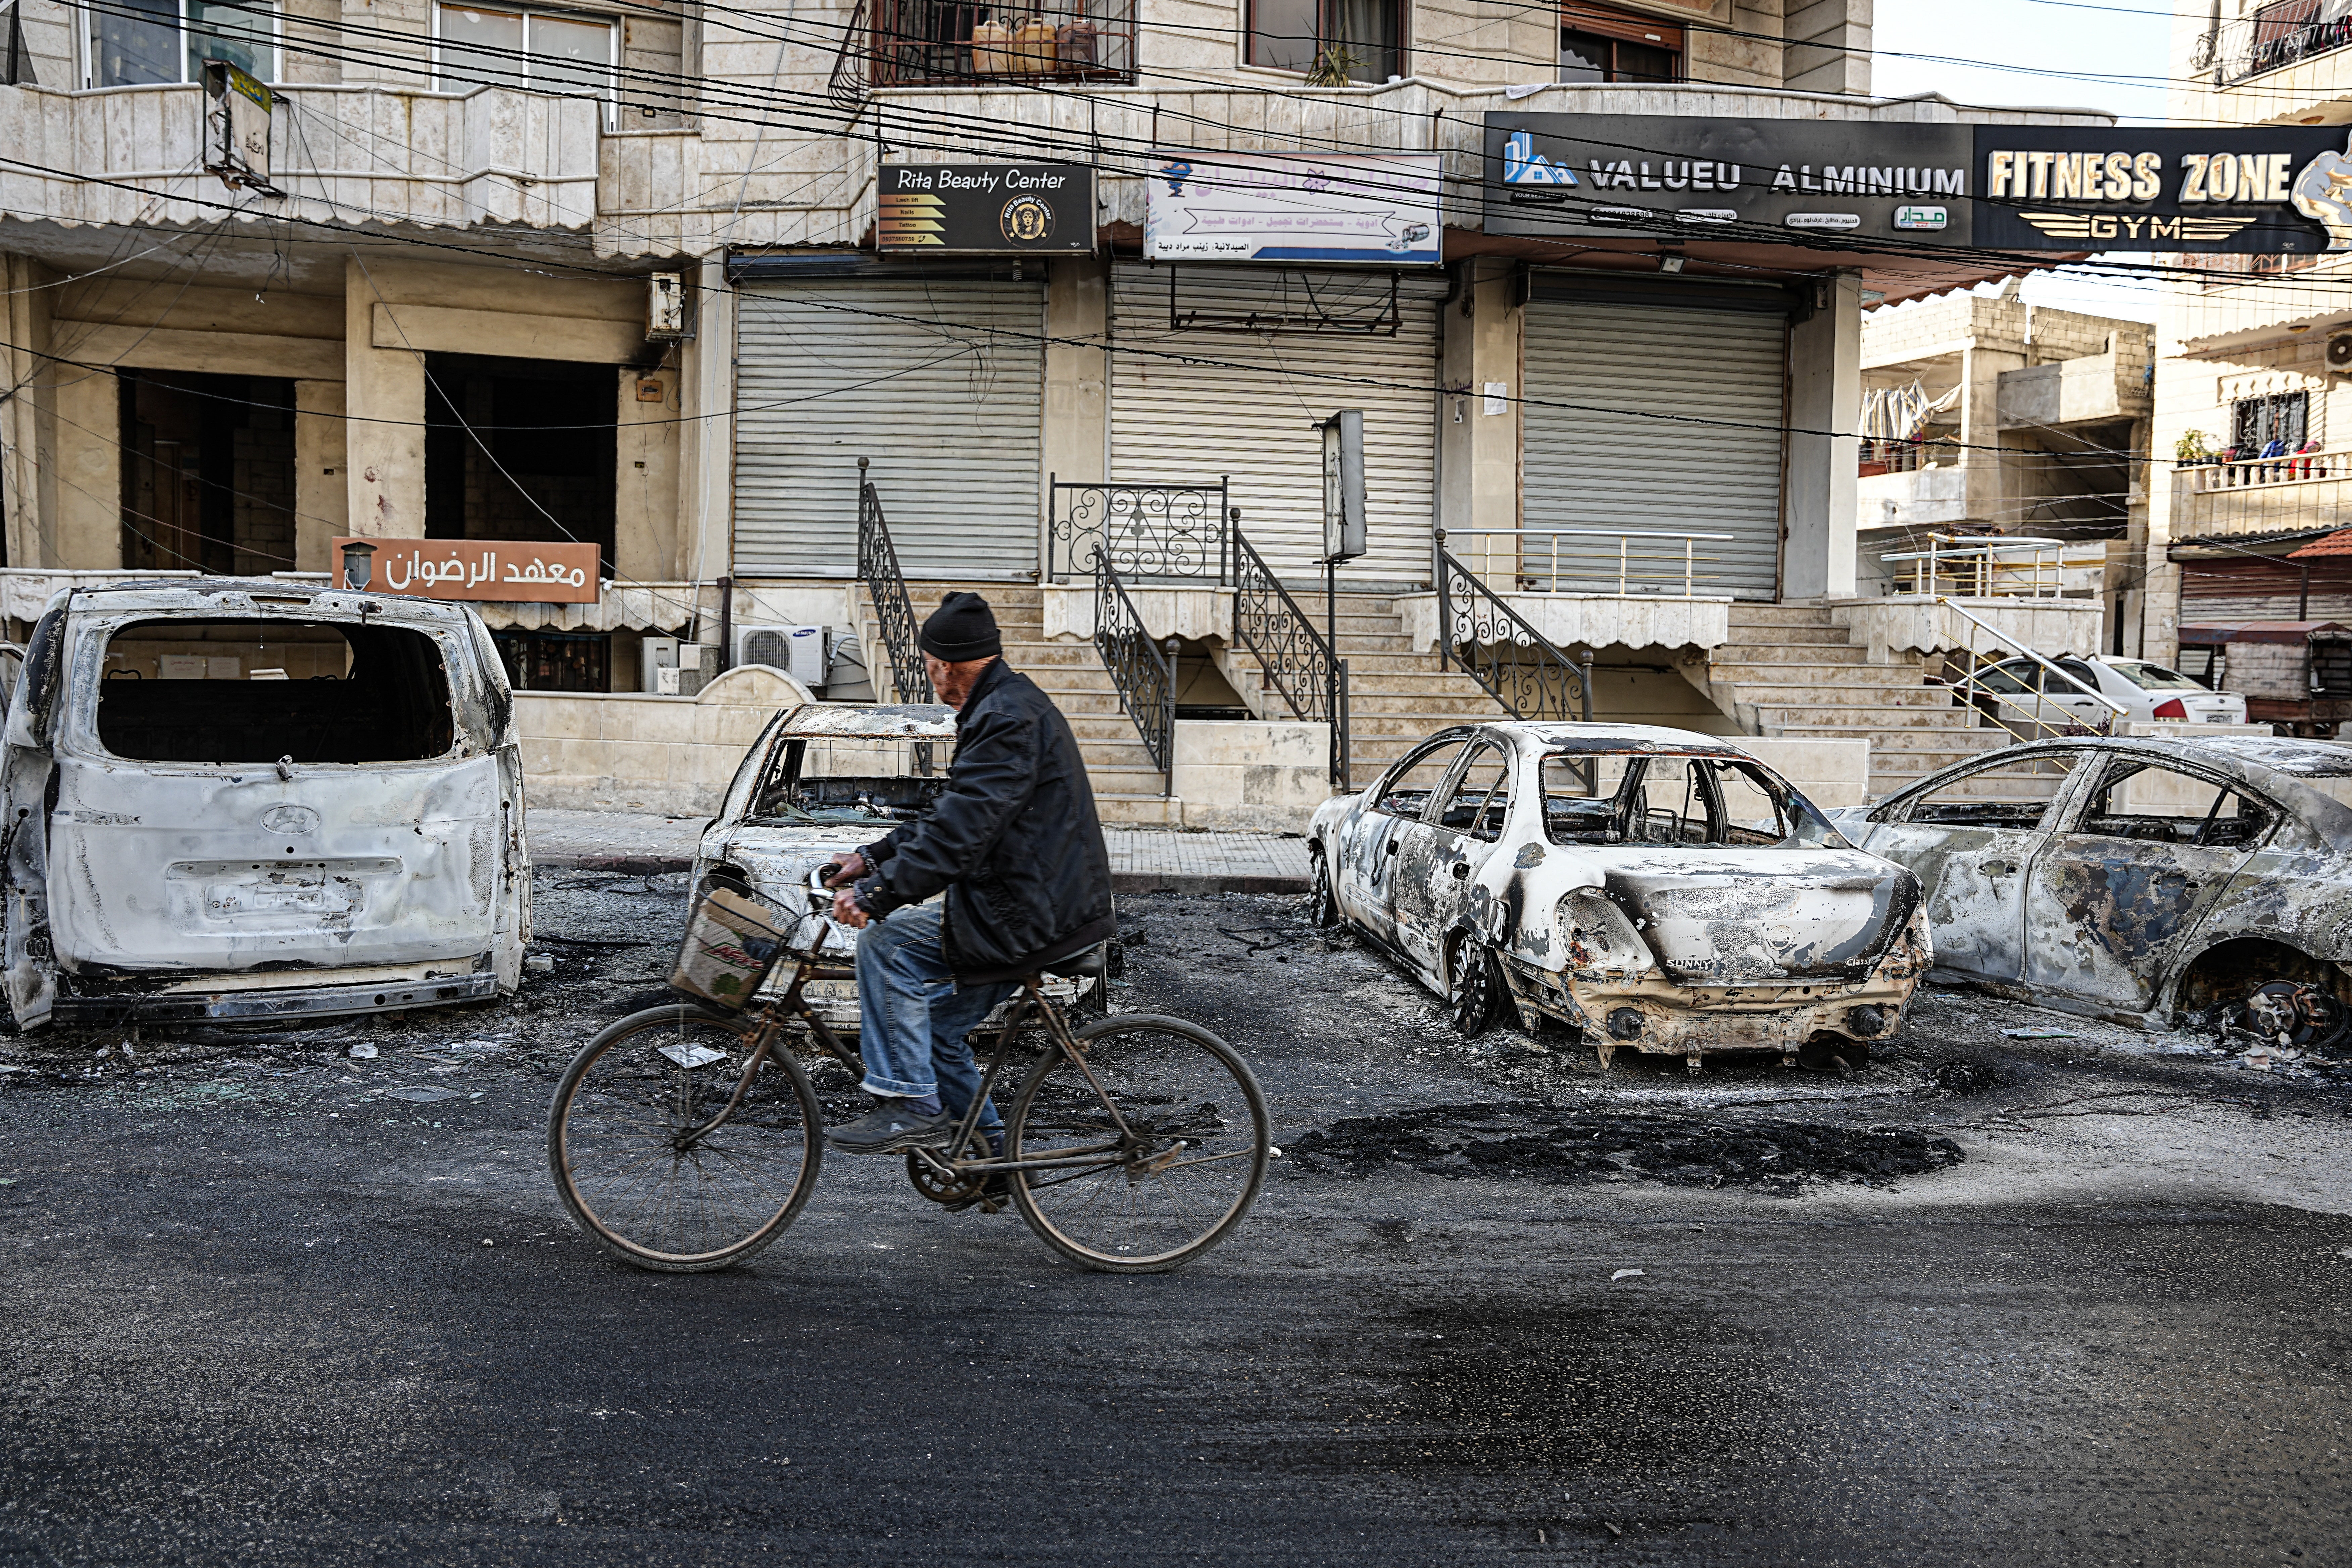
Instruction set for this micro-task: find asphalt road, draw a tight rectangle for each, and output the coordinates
[2,876,2347,1566]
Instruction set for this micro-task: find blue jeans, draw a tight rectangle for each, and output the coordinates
[854,901,1012,1132]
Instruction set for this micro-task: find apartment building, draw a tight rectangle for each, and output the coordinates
[0,0,2113,814]
[2150,0,2352,656]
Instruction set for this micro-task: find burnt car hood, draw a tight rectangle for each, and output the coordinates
[1596,847,1920,985]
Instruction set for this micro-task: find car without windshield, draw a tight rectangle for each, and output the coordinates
[689,702,1099,1030]
[1308,722,1930,1068]
[1831,735,2352,1045]
[2,579,529,1030]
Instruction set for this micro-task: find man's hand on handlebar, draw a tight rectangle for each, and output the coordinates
[824,852,873,929]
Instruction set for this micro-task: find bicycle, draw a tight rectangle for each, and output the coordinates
[546,869,1272,1274]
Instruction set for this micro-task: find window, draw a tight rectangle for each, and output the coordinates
[90,0,277,87]
[1434,743,1512,840]
[2231,390,2308,457]
[1889,752,2079,830]
[1374,737,1469,819]
[2108,661,2205,692]
[436,4,614,110]
[869,0,1136,86]
[1247,0,1402,84]
[1541,751,1834,848]
[95,619,455,763]
[2079,762,2274,849]
[1559,4,1680,83]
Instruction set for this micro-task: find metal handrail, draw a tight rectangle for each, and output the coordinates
[855,458,935,704]
[1879,534,2069,600]
[1433,534,1589,722]
[1230,522,1350,788]
[1047,476,1231,584]
[1445,526,1735,598]
[1091,551,1174,776]
[1934,596,2129,742]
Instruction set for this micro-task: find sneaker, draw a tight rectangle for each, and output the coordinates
[827,1100,952,1155]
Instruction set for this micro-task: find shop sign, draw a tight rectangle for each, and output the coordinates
[1145,151,1441,265]
[1487,114,2352,254]
[331,538,600,603]
[877,162,1097,253]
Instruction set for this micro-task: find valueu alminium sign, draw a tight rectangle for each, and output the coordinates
[877,162,1097,254]
[1486,113,2352,254]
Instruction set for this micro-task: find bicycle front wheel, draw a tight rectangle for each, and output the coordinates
[547,1004,823,1272]
[1005,1013,1270,1273]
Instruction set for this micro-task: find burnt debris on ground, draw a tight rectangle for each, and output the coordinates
[1285,1100,1963,1193]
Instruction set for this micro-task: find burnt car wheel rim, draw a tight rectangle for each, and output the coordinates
[1449,943,1496,1036]
[1310,855,1338,928]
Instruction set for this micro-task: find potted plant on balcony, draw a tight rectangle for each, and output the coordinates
[2175,429,2212,467]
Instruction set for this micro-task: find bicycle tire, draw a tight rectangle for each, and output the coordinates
[547,1004,824,1272]
[1004,1013,1270,1274]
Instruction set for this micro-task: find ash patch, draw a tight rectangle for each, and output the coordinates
[1286,1100,1962,1192]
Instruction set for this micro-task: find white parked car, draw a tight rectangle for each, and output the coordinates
[1975,654,2247,728]
[1307,722,1930,1068]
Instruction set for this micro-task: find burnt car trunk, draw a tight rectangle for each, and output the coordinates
[3,582,528,1029]
[1601,853,1918,986]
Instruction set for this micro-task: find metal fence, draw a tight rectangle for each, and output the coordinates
[1433,535,1589,722]
[1878,535,2070,599]
[1091,553,1174,775]
[865,0,1137,87]
[1231,526,1350,788]
[1442,526,1735,598]
[2197,1,2352,83]
[854,459,936,705]
[1047,477,1231,584]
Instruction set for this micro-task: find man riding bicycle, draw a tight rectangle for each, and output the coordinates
[822,591,1115,1156]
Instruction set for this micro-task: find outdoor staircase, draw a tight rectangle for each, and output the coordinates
[1217,591,1512,793]
[1705,604,2016,800]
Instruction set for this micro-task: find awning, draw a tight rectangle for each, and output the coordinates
[2178,621,2351,645]
[2290,529,2352,560]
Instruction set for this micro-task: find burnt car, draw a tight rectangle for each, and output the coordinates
[1308,723,1930,1068]
[690,702,1098,1030]
[1833,735,2352,1043]
[3,579,530,1028]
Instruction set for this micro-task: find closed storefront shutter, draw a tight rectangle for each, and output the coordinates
[734,277,1045,578]
[1522,296,1787,600]
[1107,263,1443,587]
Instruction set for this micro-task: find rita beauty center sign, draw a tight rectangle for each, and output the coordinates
[1487,114,2352,254]
[331,538,601,603]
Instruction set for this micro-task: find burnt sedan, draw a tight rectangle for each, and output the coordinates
[1834,735,2352,1044]
[1308,723,1930,1069]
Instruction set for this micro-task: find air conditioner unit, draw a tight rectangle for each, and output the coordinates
[2329,332,2352,375]
[735,624,827,689]
[640,636,711,697]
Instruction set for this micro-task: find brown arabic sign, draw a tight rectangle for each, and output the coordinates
[330,537,600,603]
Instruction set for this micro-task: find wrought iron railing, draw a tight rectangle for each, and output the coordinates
[867,0,1138,86]
[1047,476,1232,584]
[1091,551,1174,776]
[1434,533,1588,721]
[2201,2,2352,84]
[1231,524,1350,788]
[855,458,935,704]
[828,0,871,110]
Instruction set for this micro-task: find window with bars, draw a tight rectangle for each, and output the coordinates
[868,0,1136,86]
[1246,0,1403,84]
[89,0,277,87]
[2232,390,2309,456]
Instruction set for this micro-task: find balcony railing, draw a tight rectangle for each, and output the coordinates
[867,0,1137,87]
[1046,477,1231,584]
[1444,527,1734,598]
[2177,461,2352,540]
[1878,535,2070,599]
[2199,1,2352,85]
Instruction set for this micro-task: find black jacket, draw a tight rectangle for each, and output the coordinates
[855,658,1114,983]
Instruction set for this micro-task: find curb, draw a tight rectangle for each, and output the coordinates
[533,854,693,874]
[1112,872,1309,896]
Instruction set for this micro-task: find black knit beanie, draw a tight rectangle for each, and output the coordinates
[919,591,1002,661]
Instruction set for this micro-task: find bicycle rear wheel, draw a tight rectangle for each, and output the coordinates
[547,1004,823,1272]
[1004,1013,1270,1273]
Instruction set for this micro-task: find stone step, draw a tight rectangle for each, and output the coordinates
[1725,605,1839,625]
[1096,793,1183,825]
[1710,643,1875,669]
[1716,624,1855,646]
[1731,681,1956,709]
[1758,704,1987,732]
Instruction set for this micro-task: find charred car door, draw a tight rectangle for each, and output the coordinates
[1849,750,2085,985]
[2024,757,2273,1011]
[1336,735,1472,950]
[1388,739,1513,980]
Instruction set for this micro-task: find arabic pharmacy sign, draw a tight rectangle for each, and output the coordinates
[1486,113,2352,254]
[331,538,600,603]
[1144,151,1441,265]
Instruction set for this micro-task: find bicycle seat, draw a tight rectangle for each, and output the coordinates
[1042,942,1106,983]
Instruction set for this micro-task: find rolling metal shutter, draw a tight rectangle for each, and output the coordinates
[733,278,1045,579]
[1522,298,1787,600]
[1107,263,1443,587]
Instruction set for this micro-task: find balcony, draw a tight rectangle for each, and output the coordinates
[0,83,600,235]
[2175,455,2352,539]
[865,0,1137,87]
[2197,1,2352,86]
